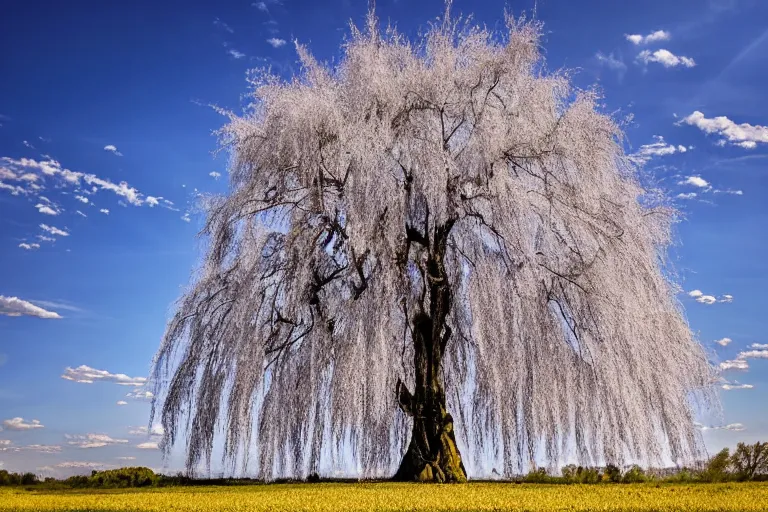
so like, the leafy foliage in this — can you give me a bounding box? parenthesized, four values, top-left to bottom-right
(151, 4, 714, 478)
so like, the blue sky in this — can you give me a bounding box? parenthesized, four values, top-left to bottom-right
(1, 0, 767, 477)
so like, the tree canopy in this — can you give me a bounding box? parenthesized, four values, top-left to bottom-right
(151, 6, 714, 479)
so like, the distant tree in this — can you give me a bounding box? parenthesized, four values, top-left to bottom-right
(702, 447, 731, 482)
(731, 442, 768, 480)
(151, 4, 713, 481)
(622, 465, 646, 483)
(20, 473, 38, 486)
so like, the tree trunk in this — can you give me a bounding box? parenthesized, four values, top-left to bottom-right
(393, 228, 467, 483)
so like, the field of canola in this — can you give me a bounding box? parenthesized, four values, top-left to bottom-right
(2, 482, 768, 512)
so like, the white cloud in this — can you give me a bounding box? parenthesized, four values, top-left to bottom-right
(126, 389, 154, 401)
(40, 224, 69, 237)
(632, 135, 688, 163)
(181, 212, 191, 223)
(254, 1, 269, 11)
(713, 189, 744, 195)
(2, 157, 150, 206)
(75, 195, 89, 203)
(1, 444, 61, 454)
(715, 337, 732, 347)
(137, 442, 159, 450)
(18, 243, 40, 250)
(116, 400, 128, 406)
(720, 359, 748, 371)
(146, 196, 159, 207)
(677, 176, 710, 189)
(0, 182, 28, 196)
(129, 425, 164, 437)
(699, 423, 745, 431)
(595, 52, 627, 71)
(100, 209, 110, 215)
(266, 38, 287, 48)
(103, 145, 123, 157)
(0, 296, 61, 319)
(35, 203, 59, 215)
(680, 111, 768, 149)
(750, 343, 768, 349)
(737, 349, 768, 360)
(637, 49, 696, 68)
(625, 30, 671, 45)
(687, 289, 730, 304)
(66, 434, 129, 449)
(61, 365, 147, 386)
(209, 171, 222, 180)
(22, 140, 35, 149)
(116, 456, 136, 461)
(76, 210, 87, 217)
(228, 48, 246, 59)
(722, 383, 754, 390)
(676, 192, 697, 200)
(2, 417, 44, 430)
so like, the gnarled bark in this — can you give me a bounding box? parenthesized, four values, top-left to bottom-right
(393, 222, 467, 483)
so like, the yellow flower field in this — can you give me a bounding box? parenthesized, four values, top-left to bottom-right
(2, 482, 768, 512)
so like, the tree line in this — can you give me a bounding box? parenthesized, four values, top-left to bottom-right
(0, 442, 764, 488)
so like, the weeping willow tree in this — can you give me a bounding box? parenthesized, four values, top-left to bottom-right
(151, 6, 715, 482)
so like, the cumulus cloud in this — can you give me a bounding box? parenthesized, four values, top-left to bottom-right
(116, 400, 128, 406)
(61, 365, 147, 386)
(228, 48, 245, 59)
(209, 171, 222, 180)
(66, 434, 129, 449)
(137, 442, 159, 450)
(678, 176, 710, 189)
(676, 192, 697, 200)
(181, 212, 191, 223)
(266, 38, 286, 48)
(715, 337, 733, 347)
(103, 145, 123, 157)
(750, 343, 768, 349)
(35, 202, 60, 215)
(0, 296, 61, 319)
(679, 111, 768, 149)
(687, 289, 730, 305)
(18, 243, 40, 250)
(40, 224, 69, 237)
(737, 349, 768, 360)
(75, 195, 89, 203)
(637, 49, 696, 68)
(100, 209, 110, 215)
(718, 349, 768, 372)
(2, 417, 44, 430)
(720, 359, 749, 371)
(625, 30, 671, 45)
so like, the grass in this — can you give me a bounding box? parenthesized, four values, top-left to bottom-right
(2, 482, 768, 512)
